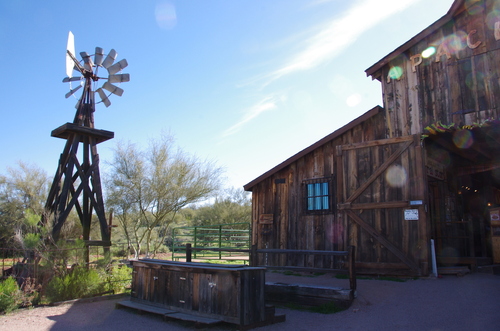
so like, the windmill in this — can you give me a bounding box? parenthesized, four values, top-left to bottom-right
(43, 32, 129, 251)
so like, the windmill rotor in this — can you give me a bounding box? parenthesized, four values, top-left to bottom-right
(63, 31, 130, 108)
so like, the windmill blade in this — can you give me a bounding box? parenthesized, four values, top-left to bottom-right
(107, 59, 128, 75)
(66, 31, 76, 77)
(102, 81, 124, 97)
(62, 76, 83, 83)
(75, 93, 84, 109)
(108, 73, 130, 83)
(94, 47, 104, 66)
(96, 88, 111, 107)
(80, 51, 93, 71)
(102, 49, 117, 69)
(65, 85, 82, 98)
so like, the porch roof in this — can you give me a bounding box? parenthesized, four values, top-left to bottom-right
(424, 120, 500, 172)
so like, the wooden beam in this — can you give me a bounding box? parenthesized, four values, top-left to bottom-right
(51, 122, 114, 144)
(340, 135, 413, 151)
(338, 201, 410, 210)
(345, 140, 413, 203)
(85, 240, 111, 247)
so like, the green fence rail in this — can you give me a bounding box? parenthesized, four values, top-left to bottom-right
(171, 223, 250, 262)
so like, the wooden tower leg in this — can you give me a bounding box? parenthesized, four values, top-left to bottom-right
(43, 125, 113, 250)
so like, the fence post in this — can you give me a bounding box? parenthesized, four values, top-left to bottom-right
(186, 243, 192, 262)
(193, 228, 197, 259)
(250, 244, 257, 267)
(348, 245, 356, 292)
(171, 228, 176, 260)
(218, 225, 222, 259)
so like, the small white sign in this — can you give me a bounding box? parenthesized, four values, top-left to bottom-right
(404, 209, 419, 221)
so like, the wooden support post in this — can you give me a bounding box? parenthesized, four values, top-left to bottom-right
(348, 245, 356, 292)
(186, 243, 192, 262)
(250, 244, 257, 267)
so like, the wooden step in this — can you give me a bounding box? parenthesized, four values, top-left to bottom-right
(116, 300, 176, 315)
(164, 312, 222, 326)
(437, 266, 470, 276)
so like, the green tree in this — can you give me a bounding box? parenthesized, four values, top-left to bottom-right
(185, 188, 251, 228)
(106, 134, 223, 258)
(0, 162, 49, 248)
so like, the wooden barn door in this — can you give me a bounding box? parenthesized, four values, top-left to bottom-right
(336, 135, 428, 276)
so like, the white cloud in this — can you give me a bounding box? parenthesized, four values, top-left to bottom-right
(227, 0, 420, 136)
(222, 95, 278, 137)
(264, 0, 420, 84)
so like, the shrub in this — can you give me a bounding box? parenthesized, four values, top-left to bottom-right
(101, 264, 132, 294)
(19, 277, 41, 307)
(0, 277, 21, 314)
(45, 267, 106, 302)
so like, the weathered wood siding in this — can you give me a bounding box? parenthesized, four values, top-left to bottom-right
(336, 136, 428, 275)
(131, 260, 266, 326)
(251, 111, 387, 269)
(376, 0, 500, 136)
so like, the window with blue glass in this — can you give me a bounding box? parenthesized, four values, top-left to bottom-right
(305, 179, 332, 212)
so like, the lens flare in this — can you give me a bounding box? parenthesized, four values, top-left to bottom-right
(442, 32, 467, 53)
(427, 145, 452, 167)
(388, 66, 403, 80)
(465, 71, 484, 90)
(326, 223, 344, 245)
(155, 1, 177, 30)
(422, 47, 436, 58)
(385, 164, 407, 188)
(485, 10, 500, 30)
(453, 130, 474, 149)
(346, 93, 362, 107)
(465, 0, 484, 15)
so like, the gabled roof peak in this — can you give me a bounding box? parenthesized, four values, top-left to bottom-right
(365, 0, 466, 79)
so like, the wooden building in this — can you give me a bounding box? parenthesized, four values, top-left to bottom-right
(244, 0, 500, 276)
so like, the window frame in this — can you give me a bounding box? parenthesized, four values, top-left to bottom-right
(303, 177, 335, 214)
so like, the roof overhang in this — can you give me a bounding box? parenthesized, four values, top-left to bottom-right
(244, 105, 384, 191)
(423, 119, 500, 173)
(365, 0, 465, 80)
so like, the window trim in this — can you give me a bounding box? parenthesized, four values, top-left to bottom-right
(303, 177, 335, 214)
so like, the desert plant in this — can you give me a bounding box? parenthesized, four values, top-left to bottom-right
(19, 277, 41, 307)
(0, 277, 22, 314)
(45, 267, 105, 302)
(101, 263, 132, 294)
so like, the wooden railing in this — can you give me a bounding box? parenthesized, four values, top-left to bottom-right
(184, 244, 356, 291)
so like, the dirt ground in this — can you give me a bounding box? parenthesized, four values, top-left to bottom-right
(1, 272, 499, 331)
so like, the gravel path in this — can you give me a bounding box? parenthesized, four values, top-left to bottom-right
(1, 272, 499, 330)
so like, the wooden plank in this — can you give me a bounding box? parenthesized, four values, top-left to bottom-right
(256, 249, 348, 256)
(262, 266, 346, 273)
(51, 122, 114, 144)
(345, 210, 419, 271)
(340, 133, 413, 151)
(116, 299, 176, 315)
(355, 262, 410, 269)
(345, 140, 413, 203)
(265, 283, 353, 306)
(338, 201, 410, 210)
(165, 312, 222, 325)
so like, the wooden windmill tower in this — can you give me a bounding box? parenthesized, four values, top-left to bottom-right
(43, 32, 129, 248)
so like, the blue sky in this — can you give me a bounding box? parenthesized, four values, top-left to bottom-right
(0, 0, 454, 190)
